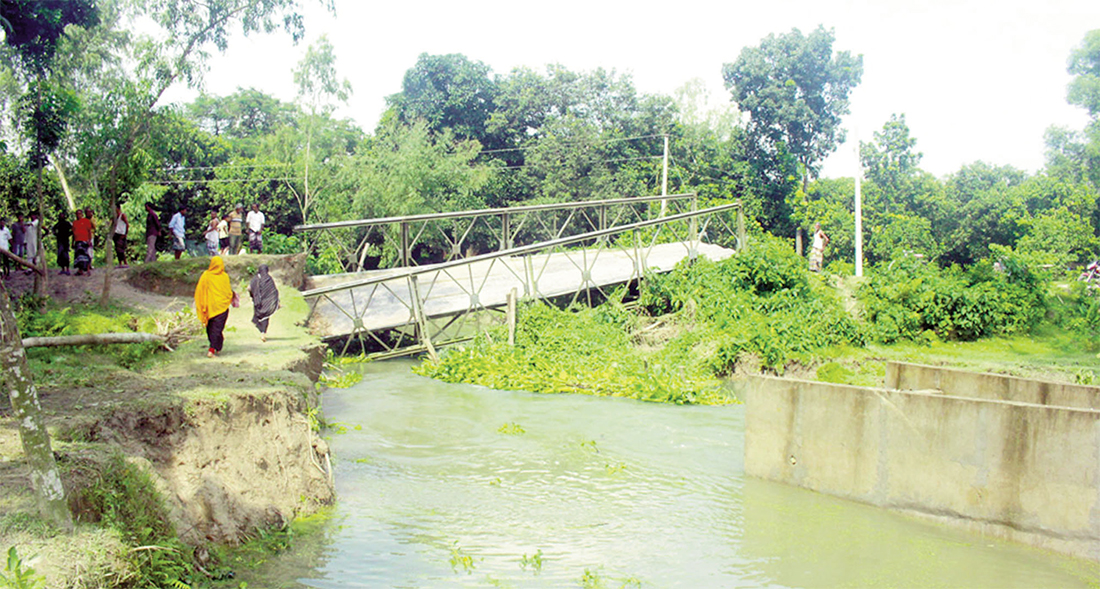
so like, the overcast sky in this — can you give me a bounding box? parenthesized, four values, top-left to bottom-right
(166, 0, 1099, 179)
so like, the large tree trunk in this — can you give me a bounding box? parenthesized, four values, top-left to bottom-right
(0, 285, 73, 532)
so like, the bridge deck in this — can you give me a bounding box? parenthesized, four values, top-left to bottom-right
(307, 241, 734, 339)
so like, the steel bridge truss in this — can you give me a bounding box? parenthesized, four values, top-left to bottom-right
(295, 193, 728, 273)
(298, 197, 745, 358)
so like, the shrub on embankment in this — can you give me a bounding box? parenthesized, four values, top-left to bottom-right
(637, 235, 863, 372)
(857, 253, 1049, 344)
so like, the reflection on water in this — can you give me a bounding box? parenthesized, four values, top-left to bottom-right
(239, 359, 1100, 588)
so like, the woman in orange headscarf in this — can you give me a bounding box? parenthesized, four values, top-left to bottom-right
(195, 256, 235, 357)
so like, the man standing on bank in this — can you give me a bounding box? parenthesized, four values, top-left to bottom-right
(144, 202, 163, 263)
(53, 211, 72, 275)
(228, 203, 244, 255)
(112, 205, 130, 267)
(809, 222, 829, 273)
(246, 203, 265, 254)
(169, 206, 187, 260)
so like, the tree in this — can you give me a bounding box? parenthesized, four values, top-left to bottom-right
(1067, 29, 1100, 118)
(291, 34, 351, 227)
(860, 114, 922, 198)
(64, 0, 321, 304)
(0, 0, 99, 296)
(0, 285, 73, 531)
(389, 53, 497, 144)
(722, 26, 863, 230)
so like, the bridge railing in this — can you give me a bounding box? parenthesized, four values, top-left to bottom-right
(302, 200, 745, 358)
(294, 193, 712, 273)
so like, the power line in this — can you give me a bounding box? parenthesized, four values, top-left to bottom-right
(150, 177, 302, 185)
(155, 163, 293, 172)
(494, 154, 662, 171)
(478, 133, 667, 156)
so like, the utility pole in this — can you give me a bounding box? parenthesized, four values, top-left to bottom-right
(660, 135, 669, 216)
(854, 126, 863, 277)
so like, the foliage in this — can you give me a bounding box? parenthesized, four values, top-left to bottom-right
(14, 296, 169, 368)
(722, 24, 863, 229)
(1067, 29, 1100, 119)
(79, 455, 195, 589)
(858, 253, 1046, 343)
(390, 53, 497, 143)
(639, 238, 863, 372)
(416, 301, 728, 405)
(518, 549, 543, 574)
(0, 547, 44, 589)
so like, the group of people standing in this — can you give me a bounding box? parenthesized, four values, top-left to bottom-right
(0, 200, 277, 361)
(0, 213, 41, 277)
(153, 202, 266, 261)
(200, 203, 265, 258)
(0, 208, 111, 277)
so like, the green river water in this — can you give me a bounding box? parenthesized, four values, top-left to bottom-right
(242, 359, 1100, 588)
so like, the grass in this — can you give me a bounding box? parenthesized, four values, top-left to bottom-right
(804, 328, 1100, 387)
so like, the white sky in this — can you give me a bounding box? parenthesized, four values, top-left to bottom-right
(165, 0, 1099, 179)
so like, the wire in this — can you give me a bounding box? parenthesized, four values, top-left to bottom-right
(150, 177, 302, 184)
(477, 133, 667, 156)
(155, 163, 293, 172)
(492, 154, 662, 171)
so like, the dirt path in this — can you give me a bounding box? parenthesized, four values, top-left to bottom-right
(0, 255, 330, 587)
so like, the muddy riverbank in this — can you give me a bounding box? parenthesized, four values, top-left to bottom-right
(0, 255, 333, 587)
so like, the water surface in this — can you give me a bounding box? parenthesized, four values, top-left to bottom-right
(254, 360, 1100, 588)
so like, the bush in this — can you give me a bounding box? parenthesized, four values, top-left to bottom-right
(415, 301, 727, 404)
(638, 236, 862, 371)
(858, 254, 1046, 343)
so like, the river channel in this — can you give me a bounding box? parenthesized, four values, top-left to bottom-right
(243, 359, 1100, 588)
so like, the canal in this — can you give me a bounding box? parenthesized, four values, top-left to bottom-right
(241, 359, 1100, 587)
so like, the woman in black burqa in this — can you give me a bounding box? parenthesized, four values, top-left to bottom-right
(248, 264, 280, 342)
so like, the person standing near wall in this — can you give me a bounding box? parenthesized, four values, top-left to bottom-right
(217, 213, 230, 256)
(809, 222, 829, 273)
(112, 205, 130, 267)
(144, 202, 163, 263)
(246, 203, 265, 254)
(228, 204, 244, 255)
(84, 208, 96, 269)
(169, 207, 188, 260)
(53, 211, 72, 275)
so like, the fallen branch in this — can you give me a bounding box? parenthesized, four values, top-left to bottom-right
(22, 332, 167, 348)
(0, 248, 44, 276)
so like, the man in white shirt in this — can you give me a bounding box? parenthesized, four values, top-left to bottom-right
(25, 213, 41, 271)
(168, 206, 188, 260)
(245, 203, 265, 254)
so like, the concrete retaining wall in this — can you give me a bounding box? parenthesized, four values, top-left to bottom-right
(744, 375, 1100, 561)
(886, 361, 1100, 410)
